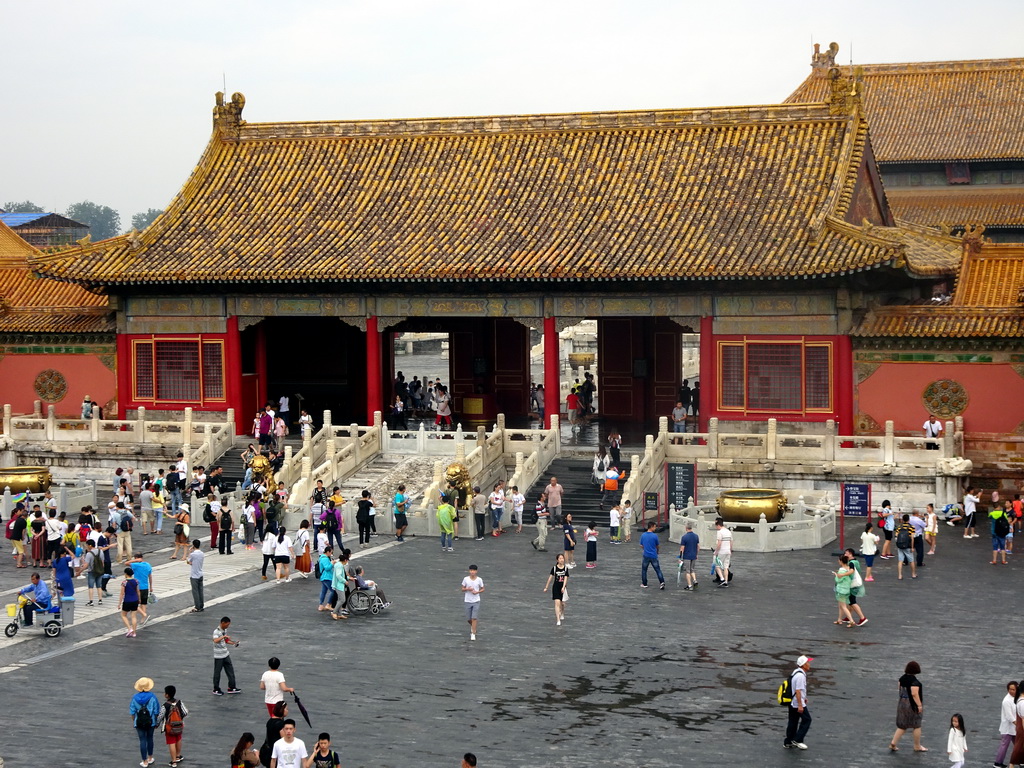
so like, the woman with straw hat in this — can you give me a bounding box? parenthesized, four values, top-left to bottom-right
(130, 677, 161, 766)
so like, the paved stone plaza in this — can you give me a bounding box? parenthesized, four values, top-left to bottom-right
(0, 518, 1014, 767)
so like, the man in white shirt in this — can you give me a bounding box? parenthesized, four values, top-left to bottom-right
(784, 655, 812, 749)
(269, 720, 307, 768)
(714, 517, 733, 587)
(963, 487, 981, 539)
(461, 564, 485, 641)
(996, 680, 1017, 767)
(509, 486, 526, 534)
(922, 415, 943, 450)
(278, 395, 290, 431)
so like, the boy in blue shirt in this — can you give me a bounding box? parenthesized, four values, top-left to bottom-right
(678, 522, 700, 591)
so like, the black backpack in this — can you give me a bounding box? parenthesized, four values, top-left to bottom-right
(220, 510, 231, 528)
(202, 504, 214, 523)
(325, 510, 339, 531)
(995, 514, 1011, 537)
(135, 698, 153, 729)
(895, 526, 911, 549)
(119, 515, 133, 533)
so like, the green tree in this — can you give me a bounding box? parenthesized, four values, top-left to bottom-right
(131, 208, 164, 231)
(3, 200, 45, 213)
(65, 200, 121, 241)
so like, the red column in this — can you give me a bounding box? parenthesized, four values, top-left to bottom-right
(698, 316, 714, 431)
(836, 334, 854, 435)
(254, 323, 268, 409)
(543, 316, 559, 429)
(366, 316, 382, 425)
(224, 317, 244, 434)
(115, 334, 132, 419)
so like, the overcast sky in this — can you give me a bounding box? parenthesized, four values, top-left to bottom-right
(3, 0, 1021, 228)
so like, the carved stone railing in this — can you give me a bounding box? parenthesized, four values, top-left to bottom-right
(668, 495, 837, 552)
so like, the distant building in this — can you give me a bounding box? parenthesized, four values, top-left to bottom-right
(787, 47, 1024, 242)
(0, 212, 90, 249)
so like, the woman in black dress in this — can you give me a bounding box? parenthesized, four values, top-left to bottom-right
(889, 660, 927, 752)
(542, 553, 570, 626)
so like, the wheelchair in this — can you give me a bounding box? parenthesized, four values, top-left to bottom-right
(346, 588, 390, 616)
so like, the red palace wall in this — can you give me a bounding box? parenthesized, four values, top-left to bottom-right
(857, 362, 1024, 434)
(0, 353, 116, 416)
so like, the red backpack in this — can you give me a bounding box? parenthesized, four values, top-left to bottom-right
(166, 701, 185, 736)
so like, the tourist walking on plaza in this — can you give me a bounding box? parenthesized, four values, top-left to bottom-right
(991, 503, 1012, 565)
(394, 484, 410, 542)
(259, 702, 288, 768)
(925, 503, 938, 555)
(242, 497, 257, 550)
(307, 733, 341, 767)
(261, 528, 276, 581)
(187, 539, 205, 612)
(270, 720, 307, 768)
(510, 485, 525, 534)
(212, 616, 241, 695)
(230, 733, 260, 768)
(129, 677, 161, 767)
(584, 521, 599, 568)
(678, 522, 699, 590)
(889, 660, 927, 752)
(713, 517, 732, 587)
(543, 553, 570, 626)
(532, 493, 549, 551)
(994, 680, 1016, 768)
(260, 657, 295, 716)
(879, 499, 895, 559)
(218, 502, 235, 555)
(562, 512, 577, 568)
(330, 549, 354, 620)
(911, 508, 927, 567)
(831, 555, 855, 627)
(621, 500, 634, 542)
(640, 520, 665, 589)
(489, 481, 505, 536)
(438, 494, 456, 552)
(963, 487, 981, 538)
(157, 684, 188, 766)
(946, 713, 967, 768)
(471, 486, 487, 540)
(895, 514, 917, 580)
(294, 520, 312, 578)
(317, 546, 335, 611)
(79, 540, 104, 604)
(842, 548, 868, 626)
(1008, 680, 1024, 767)
(120, 566, 141, 637)
(129, 553, 155, 626)
(860, 522, 879, 581)
(461, 564, 484, 640)
(783, 655, 812, 749)
(545, 477, 564, 525)
(356, 490, 374, 548)
(273, 528, 294, 582)
(169, 503, 191, 560)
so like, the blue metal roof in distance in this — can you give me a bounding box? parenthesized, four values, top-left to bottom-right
(0, 212, 51, 226)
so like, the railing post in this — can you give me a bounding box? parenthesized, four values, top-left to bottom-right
(2, 486, 11, 519)
(323, 410, 332, 431)
(204, 425, 213, 459)
(515, 451, 524, 477)
(766, 418, 777, 461)
(883, 420, 895, 465)
(496, 412, 506, 433)
(33, 400, 42, 418)
(476, 426, 486, 448)
(3, 403, 11, 436)
(757, 513, 769, 551)
(417, 422, 426, 453)
(455, 439, 466, 464)
(45, 405, 56, 442)
(658, 416, 668, 435)
(225, 407, 235, 437)
(58, 482, 68, 515)
(349, 423, 359, 464)
(301, 456, 312, 481)
(90, 404, 100, 441)
(90, 479, 97, 508)
(136, 406, 146, 443)
(373, 411, 382, 429)
(825, 419, 836, 462)
(183, 408, 193, 451)
(709, 417, 719, 458)
(943, 420, 954, 458)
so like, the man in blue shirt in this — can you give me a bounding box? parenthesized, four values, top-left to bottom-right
(17, 572, 52, 625)
(678, 522, 700, 591)
(639, 521, 666, 590)
(129, 553, 155, 626)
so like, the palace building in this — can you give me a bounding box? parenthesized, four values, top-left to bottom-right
(14, 50, 1024, 474)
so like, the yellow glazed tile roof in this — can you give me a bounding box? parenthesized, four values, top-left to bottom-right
(952, 244, 1024, 306)
(887, 187, 1024, 230)
(0, 221, 112, 334)
(786, 57, 1024, 163)
(32, 99, 960, 286)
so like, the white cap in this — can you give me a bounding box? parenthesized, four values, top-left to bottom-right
(797, 655, 813, 667)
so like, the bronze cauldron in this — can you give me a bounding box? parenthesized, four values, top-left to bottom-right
(0, 466, 52, 494)
(717, 488, 787, 524)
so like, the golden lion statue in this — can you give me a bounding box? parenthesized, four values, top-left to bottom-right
(444, 462, 472, 510)
(248, 453, 278, 496)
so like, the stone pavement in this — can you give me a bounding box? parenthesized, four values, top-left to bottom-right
(0, 518, 1015, 767)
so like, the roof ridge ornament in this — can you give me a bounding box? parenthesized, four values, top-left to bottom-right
(213, 91, 246, 132)
(961, 223, 988, 255)
(827, 67, 861, 115)
(812, 42, 840, 71)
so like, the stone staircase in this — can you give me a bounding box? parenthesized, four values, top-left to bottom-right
(523, 457, 628, 526)
(212, 436, 304, 489)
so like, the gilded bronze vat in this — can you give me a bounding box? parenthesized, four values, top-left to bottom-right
(0, 466, 52, 494)
(717, 488, 787, 524)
